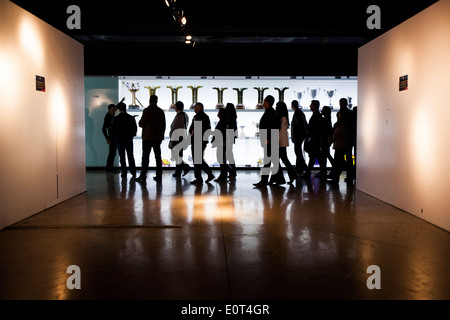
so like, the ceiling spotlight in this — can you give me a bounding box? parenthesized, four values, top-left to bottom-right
(180, 16, 187, 26)
(165, 0, 176, 8)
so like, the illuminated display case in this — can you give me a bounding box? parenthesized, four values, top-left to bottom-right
(118, 76, 357, 168)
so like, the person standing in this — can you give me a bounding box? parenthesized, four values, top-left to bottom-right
(290, 100, 308, 174)
(269, 101, 297, 185)
(102, 103, 118, 172)
(136, 95, 166, 183)
(253, 95, 281, 187)
(302, 100, 327, 179)
(321, 106, 335, 168)
(169, 101, 191, 178)
(188, 102, 215, 185)
(112, 102, 137, 178)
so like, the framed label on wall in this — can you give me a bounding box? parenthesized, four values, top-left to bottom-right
(36, 75, 45, 92)
(399, 75, 408, 91)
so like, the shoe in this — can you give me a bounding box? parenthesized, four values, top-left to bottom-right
(206, 174, 215, 183)
(153, 176, 162, 182)
(135, 176, 146, 182)
(190, 179, 203, 185)
(172, 173, 181, 178)
(228, 175, 236, 181)
(253, 181, 268, 187)
(182, 165, 191, 177)
(214, 176, 226, 182)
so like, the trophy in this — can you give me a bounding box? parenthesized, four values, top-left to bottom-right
(167, 86, 182, 109)
(123, 82, 143, 109)
(188, 85, 202, 109)
(233, 88, 247, 109)
(348, 96, 353, 109)
(275, 87, 289, 103)
(239, 125, 245, 137)
(324, 89, 337, 108)
(213, 87, 228, 109)
(294, 90, 305, 109)
(253, 122, 260, 137)
(254, 87, 269, 109)
(307, 87, 321, 100)
(144, 86, 160, 97)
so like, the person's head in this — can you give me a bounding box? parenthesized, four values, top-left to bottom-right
(116, 102, 126, 112)
(194, 102, 204, 113)
(225, 103, 237, 119)
(291, 100, 299, 110)
(310, 100, 320, 112)
(263, 95, 275, 109)
(218, 107, 228, 119)
(339, 98, 348, 109)
(108, 104, 116, 115)
(149, 94, 158, 106)
(175, 101, 184, 112)
(321, 106, 331, 117)
(276, 101, 289, 118)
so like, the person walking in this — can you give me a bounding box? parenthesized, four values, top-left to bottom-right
(225, 102, 238, 179)
(136, 95, 166, 183)
(269, 101, 297, 185)
(188, 102, 215, 185)
(253, 95, 281, 187)
(169, 101, 191, 178)
(212, 108, 236, 182)
(290, 100, 308, 175)
(302, 100, 327, 179)
(112, 101, 137, 178)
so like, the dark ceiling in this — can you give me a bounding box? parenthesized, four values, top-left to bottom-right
(11, 0, 438, 76)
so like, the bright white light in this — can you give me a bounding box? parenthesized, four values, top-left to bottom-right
(180, 16, 187, 26)
(19, 17, 44, 67)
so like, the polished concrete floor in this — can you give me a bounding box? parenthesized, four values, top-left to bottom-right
(1, 169, 449, 301)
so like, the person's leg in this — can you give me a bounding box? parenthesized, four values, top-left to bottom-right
(106, 139, 117, 172)
(137, 140, 150, 181)
(153, 140, 162, 179)
(116, 140, 127, 177)
(125, 139, 136, 177)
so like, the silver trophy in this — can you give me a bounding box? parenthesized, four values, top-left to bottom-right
(324, 89, 337, 108)
(307, 87, 321, 100)
(294, 90, 305, 108)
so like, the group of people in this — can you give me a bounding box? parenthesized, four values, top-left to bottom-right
(102, 94, 356, 187)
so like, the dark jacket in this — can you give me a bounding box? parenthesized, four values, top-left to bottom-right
(112, 112, 137, 143)
(102, 112, 114, 140)
(189, 110, 211, 146)
(139, 104, 166, 141)
(291, 109, 308, 144)
(259, 106, 281, 147)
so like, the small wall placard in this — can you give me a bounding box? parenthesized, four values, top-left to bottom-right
(36, 75, 45, 92)
(399, 75, 408, 91)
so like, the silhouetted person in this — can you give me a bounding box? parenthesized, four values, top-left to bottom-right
(136, 95, 166, 183)
(226, 102, 238, 179)
(338, 98, 355, 182)
(290, 100, 308, 174)
(253, 95, 281, 187)
(302, 100, 327, 179)
(170, 101, 190, 177)
(112, 102, 137, 178)
(269, 101, 296, 185)
(189, 102, 215, 185)
(327, 111, 352, 183)
(212, 108, 236, 182)
(321, 105, 335, 167)
(102, 103, 118, 172)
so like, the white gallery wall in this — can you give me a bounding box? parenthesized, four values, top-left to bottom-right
(0, 0, 86, 229)
(357, 0, 450, 232)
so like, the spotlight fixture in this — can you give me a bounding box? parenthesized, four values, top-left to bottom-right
(165, 0, 176, 7)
